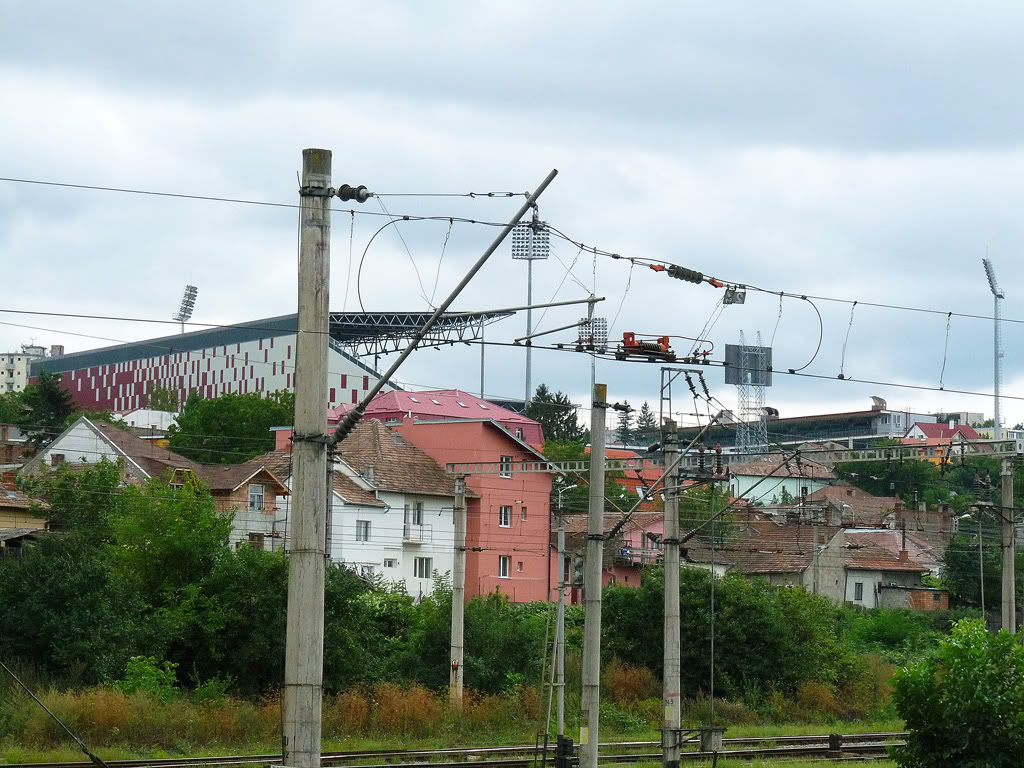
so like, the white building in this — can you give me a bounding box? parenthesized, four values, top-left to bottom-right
(727, 458, 834, 505)
(3, 344, 62, 393)
(262, 419, 462, 599)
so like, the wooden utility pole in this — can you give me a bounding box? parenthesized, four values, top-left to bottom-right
(283, 148, 332, 768)
(1001, 459, 1016, 633)
(450, 476, 467, 707)
(580, 383, 608, 768)
(661, 420, 681, 768)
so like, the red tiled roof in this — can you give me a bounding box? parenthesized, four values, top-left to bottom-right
(336, 419, 464, 497)
(328, 389, 539, 426)
(91, 421, 200, 478)
(908, 422, 981, 440)
(254, 449, 385, 507)
(806, 484, 895, 526)
(843, 531, 930, 572)
(195, 462, 289, 494)
(729, 459, 835, 480)
(726, 521, 839, 574)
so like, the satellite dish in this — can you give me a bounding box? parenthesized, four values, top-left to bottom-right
(870, 396, 887, 410)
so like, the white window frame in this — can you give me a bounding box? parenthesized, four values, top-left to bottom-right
(854, 581, 864, 601)
(383, 558, 398, 568)
(500, 455, 513, 478)
(498, 555, 510, 578)
(356, 520, 371, 542)
(499, 505, 512, 527)
(414, 501, 424, 525)
(521, 506, 528, 522)
(515, 427, 523, 440)
(517, 561, 523, 573)
(414, 556, 433, 579)
(248, 483, 265, 511)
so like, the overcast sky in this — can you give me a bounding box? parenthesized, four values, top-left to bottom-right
(2, 2, 1023, 431)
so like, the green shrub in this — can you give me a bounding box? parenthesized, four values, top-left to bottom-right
(893, 619, 1024, 767)
(116, 657, 178, 700)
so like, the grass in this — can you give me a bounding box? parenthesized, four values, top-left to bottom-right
(631, 762, 897, 768)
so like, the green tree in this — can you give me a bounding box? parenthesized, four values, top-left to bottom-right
(615, 400, 635, 444)
(942, 531, 1024, 610)
(148, 386, 179, 412)
(543, 439, 632, 516)
(602, 567, 840, 697)
(678, 483, 734, 546)
(19, 458, 124, 539)
(634, 400, 658, 442)
(1014, 422, 1024, 431)
(168, 391, 294, 463)
(525, 384, 583, 442)
(892, 619, 1024, 767)
(0, 390, 25, 424)
(0, 534, 153, 683)
(17, 370, 73, 446)
(110, 475, 233, 602)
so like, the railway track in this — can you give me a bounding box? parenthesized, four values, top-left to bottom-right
(5, 732, 907, 768)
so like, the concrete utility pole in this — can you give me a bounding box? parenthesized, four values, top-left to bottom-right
(451, 476, 467, 707)
(283, 148, 332, 768)
(580, 384, 608, 768)
(555, 522, 567, 736)
(661, 420, 681, 768)
(1001, 459, 1016, 633)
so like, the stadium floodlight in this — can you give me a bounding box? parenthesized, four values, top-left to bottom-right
(982, 258, 1004, 440)
(511, 214, 550, 404)
(172, 284, 199, 333)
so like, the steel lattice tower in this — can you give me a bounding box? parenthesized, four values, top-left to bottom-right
(735, 331, 769, 457)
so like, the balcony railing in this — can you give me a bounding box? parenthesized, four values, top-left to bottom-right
(403, 522, 431, 544)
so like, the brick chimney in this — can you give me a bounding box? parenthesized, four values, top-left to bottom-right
(1, 469, 16, 491)
(899, 549, 909, 562)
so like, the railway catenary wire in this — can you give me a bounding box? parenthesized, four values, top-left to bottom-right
(1, 732, 908, 768)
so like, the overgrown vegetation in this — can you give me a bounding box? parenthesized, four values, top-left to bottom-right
(893, 619, 1024, 767)
(0, 462, 982, 753)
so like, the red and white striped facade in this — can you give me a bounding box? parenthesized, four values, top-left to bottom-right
(32, 315, 385, 412)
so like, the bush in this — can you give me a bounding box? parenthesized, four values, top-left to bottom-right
(117, 657, 178, 700)
(893, 619, 1024, 767)
(603, 659, 660, 703)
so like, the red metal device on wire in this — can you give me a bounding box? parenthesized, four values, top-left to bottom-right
(614, 332, 714, 364)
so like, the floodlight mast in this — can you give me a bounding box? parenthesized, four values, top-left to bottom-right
(172, 285, 199, 334)
(982, 258, 1004, 440)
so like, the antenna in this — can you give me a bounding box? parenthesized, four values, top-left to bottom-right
(172, 284, 199, 334)
(981, 258, 1004, 440)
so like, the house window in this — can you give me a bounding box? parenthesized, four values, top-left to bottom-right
(854, 582, 864, 601)
(360, 564, 375, 578)
(521, 506, 528, 522)
(383, 558, 398, 568)
(515, 427, 523, 440)
(248, 532, 265, 550)
(356, 520, 371, 542)
(478, 402, 489, 410)
(500, 455, 513, 478)
(456, 401, 468, 408)
(499, 505, 512, 527)
(169, 483, 184, 490)
(431, 398, 441, 405)
(517, 561, 523, 573)
(406, 501, 424, 525)
(408, 395, 420, 403)
(414, 557, 432, 578)
(498, 555, 510, 578)
(50, 453, 65, 466)
(248, 484, 265, 511)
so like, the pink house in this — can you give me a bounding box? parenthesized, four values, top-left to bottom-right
(559, 511, 665, 602)
(327, 389, 544, 448)
(394, 417, 556, 603)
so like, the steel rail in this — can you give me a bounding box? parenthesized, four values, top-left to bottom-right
(4, 733, 907, 768)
